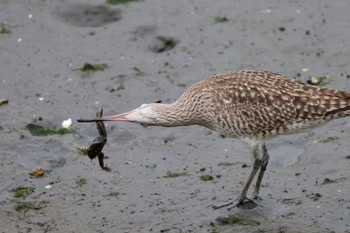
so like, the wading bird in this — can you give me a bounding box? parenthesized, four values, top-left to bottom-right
(78, 70, 350, 209)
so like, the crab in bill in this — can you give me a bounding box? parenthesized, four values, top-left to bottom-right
(76, 108, 111, 171)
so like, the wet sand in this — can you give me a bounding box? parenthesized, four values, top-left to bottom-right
(0, 0, 349, 232)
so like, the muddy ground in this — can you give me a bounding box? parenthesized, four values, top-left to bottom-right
(1, 0, 350, 232)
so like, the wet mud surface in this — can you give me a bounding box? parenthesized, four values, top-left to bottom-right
(1, 0, 350, 232)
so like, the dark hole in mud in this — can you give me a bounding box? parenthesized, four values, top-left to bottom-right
(53, 3, 122, 27)
(148, 36, 179, 53)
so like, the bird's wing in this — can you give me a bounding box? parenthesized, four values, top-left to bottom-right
(210, 78, 329, 136)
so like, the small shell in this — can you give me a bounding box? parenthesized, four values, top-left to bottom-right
(29, 167, 45, 177)
(62, 118, 72, 128)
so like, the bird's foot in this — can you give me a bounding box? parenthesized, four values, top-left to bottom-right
(211, 199, 239, 210)
(102, 164, 111, 172)
(212, 196, 257, 210)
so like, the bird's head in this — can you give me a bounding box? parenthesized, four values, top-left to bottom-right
(78, 103, 161, 126)
(117, 103, 160, 126)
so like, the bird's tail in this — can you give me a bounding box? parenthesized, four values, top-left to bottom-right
(325, 105, 350, 117)
(318, 88, 350, 118)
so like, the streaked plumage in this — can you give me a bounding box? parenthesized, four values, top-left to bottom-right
(156, 70, 350, 137)
(78, 70, 350, 209)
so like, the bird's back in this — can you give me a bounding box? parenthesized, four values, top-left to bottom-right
(178, 70, 350, 139)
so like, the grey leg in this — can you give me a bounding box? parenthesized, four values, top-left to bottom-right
(213, 143, 262, 209)
(251, 142, 269, 199)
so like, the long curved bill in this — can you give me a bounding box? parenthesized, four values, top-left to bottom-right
(77, 111, 133, 123)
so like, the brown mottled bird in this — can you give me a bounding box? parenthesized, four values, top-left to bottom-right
(78, 70, 350, 209)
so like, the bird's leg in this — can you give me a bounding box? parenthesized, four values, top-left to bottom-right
(250, 142, 269, 200)
(213, 144, 262, 209)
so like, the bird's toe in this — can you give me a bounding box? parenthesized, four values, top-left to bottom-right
(212, 199, 237, 209)
(212, 196, 257, 210)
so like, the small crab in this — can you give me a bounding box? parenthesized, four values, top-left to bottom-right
(76, 108, 110, 171)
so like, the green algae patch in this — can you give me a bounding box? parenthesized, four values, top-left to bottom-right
(26, 123, 73, 136)
(133, 66, 146, 76)
(214, 16, 229, 23)
(76, 178, 87, 187)
(307, 76, 328, 86)
(216, 214, 260, 226)
(322, 177, 347, 185)
(47, 158, 66, 168)
(209, 222, 218, 233)
(15, 201, 46, 212)
(318, 136, 339, 143)
(12, 185, 35, 198)
(200, 175, 214, 181)
(0, 23, 11, 34)
(72, 63, 108, 72)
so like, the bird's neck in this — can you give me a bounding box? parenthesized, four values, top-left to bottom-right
(152, 102, 204, 127)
